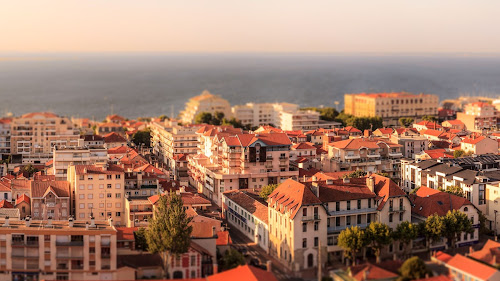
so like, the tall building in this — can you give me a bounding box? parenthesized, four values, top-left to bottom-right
(67, 164, 125, 225)
(52, 145, 108, 180)
(10, 112, 80, 164)
(231, 102, 298, 128)
(344, 92, 439, 126)
(456, 102, 499, 132)
(0, 118, 11, 158)
(179, 90, 232, 124)
(0, 218, 118, 281)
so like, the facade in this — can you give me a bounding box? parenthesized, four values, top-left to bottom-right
(10, 112, 80, 164)
(460, 136, 498, 155)
(279, 110, 320, 131)
(0, 218, 119, 281)
(232, 102, 298, 128)
(322, 137, 403, 180)
(188, 132, 299, 205)
(390, 131, 428, 159)
(52, 145, 108, 180)
(267, 175, 411, 272)
(222, 190, 269, 252)
(30, 180, 71, 220)
(179, 90, 232, 124)
(344, 92, 439, 126)
(0, 118, 11, 158)
(457, 102, 499, 132)
(67, 164, 125, 225)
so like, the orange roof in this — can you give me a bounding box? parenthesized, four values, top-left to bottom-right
(468, 239, 500, 266)
(446, 254, 498, 280)
(415, 121, 442, 128)
(443, 119, 464, 126)
(350, 263, 398, 281)
(351, 92, 428, 99)
(462, 136, 487, 145)
(329, 138, 401, 150)
(0, 200, 13, 208)
(223, 133, 291, 147)
(410, 186, 473, 217)
(74, 164, 124, 176)
(133, 163, 165, 175)
(423, 149, 453, 159)
(415, 276, 452, 281)
(216, 230, 232, 246)
(15, 194, 30, 205)
(372, 174, 406, 210)
(434, 251, 453, 263)
(420, 129, 445, 138)
(116, 227, 138, 241)
(103, 132, 127, 143)
(292, 142, 316, 150)
(268, 179, 322, 219)
(223, 190, 268, 224)
(21, 112, 58, 118)
(207, 265, 278, 281)
(311, 171, 353, 181)
(469, 101, 493, 108)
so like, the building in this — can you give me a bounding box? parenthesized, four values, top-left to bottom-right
(410, 186, 479, 249)
(457, 102, 498, 132)
(179, 90, 232, 124)
(322, 137, 403, 180)
(222, 190, 269, 252)
(97, 122, 124, 135)
(67, 164, 125, 225)
(52, 145, 108, 180)
(344, 92, 439, 126)
(460, 136, 498, 155)
(30, 180, 71, 220)
(232, 102, 298, 128)
(437, 252, 500, 281)
(442, 120, 465, 131)
(390, 129, 428, 159)
(188, 132, 299, 205)
(0, 218, 120, 281)
(10, 112, 80, 164)
(266, 175, 411, 271)
(102, 132, 127, 149)
(0, 118, 11, 158)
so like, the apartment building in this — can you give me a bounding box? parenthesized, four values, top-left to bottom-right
(390, 132, 428, 159)
(266, 175, 411, 271)
(0, 118, 11, 158)
(10, 112, 80, 164)
(188, 132, 299, 205)
(52, 145, 108, 180)
(179, 90, 232, 124)
(232, 103, 290, 128)
(222, 190, 269, 252)
(67, 164, 125, 225)
(460, 136, 498, 155)
(322, 137, 403, 180)
(457, 102, 498, 132)
(344, 92, 439, 126)
(30, 180, 71, 220)
(0, 218, 119, 281)
(279, 110, 320, 131)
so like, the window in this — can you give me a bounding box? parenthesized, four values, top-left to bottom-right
(116, 203, 121, 208)
(346, 216, 351, 226)
(107, 184, 112, 189)
(336, 202, 340, 211)
(88, 184, 93, 190)
(357, 215, 361, 224)
(99, 184, 104, 189)
(327, 236, 334, 246)
(79, 194, 85, 199)
(100, 193, 104, 198)
(115, 193, 121, 198)
(368, 199, 372, 208)
(107, 193, 112, 198)
(88, 194, 93, 199)
(303, 208, 307, 217)
(115, 174, 121, 179)
(116, 212, 121, 217)
(99, 203, 104, 208)
(99, 175, 104, 180)
(79, 203, 84, 209)
(357, 200, 361, 209)
(347, 201, 351, 210)
(389, 214, 393, 223)
(88, 203, 93, 208)
(314, 221, 319, 231)
(115, 184, 121, 189)
(87, 175, 93, 180)
(107, 203, 112, 208)
(79, 213, 85, 218)
(302, 238, 307, 248)
(79, 175, 85, 180)
(399, 212, 403, 221)
(107, 175, 112, 180)
(191, 255, 196, 266)
(314, 237, 318, 247)
(336, 217, 340, 226)
(79, 185, 84, 190)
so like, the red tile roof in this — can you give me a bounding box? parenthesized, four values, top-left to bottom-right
(434, 251, 453, 263)
(31, 180, 70, 198)
(116, 227, 138, 241)
(409, 186, 473, 217)
(329, 138, 401, 150)
(21, 112, 58, 118)
(223, 190, 268, 224)
(216, 230, 232, 246)
(0, 200, 13, 208)
(350, 263, 399, 281)
(133, 163, 165, 175)
(292, 142, 316, 150)
(446, 254, 498, 280)
(15, 194, 30, 205)
(468, 239, 500, 266)
(74, 164, 124, 175)
(423, 149, 453, 159)
(371, 174, 406, 210)
(268, 179, 322, 219)
(443, 119, 464, 126)
(462, 136, 487, 145)
(103, 132, 127, 143)
(207, 265, 278, 281)
(415, 276, 452, 281)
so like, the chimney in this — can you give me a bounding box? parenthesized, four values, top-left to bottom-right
(366, 177, 375, 193)
(83, 168, 87, 174)
(343, 177, 350, 184)
(212, 226, 216, 237)
(180, 186, 186, 193)
(266, 260, 272, 272)
(312, 175, 317, 182)
(85, 221, 89, 230)
(25, 216, 31, 227)
(90, 215, 95, 228)
(3, 216, 9, 227)
(68, 217, 74, 227)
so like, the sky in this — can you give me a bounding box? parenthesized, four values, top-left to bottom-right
(1, 0, 499, 54)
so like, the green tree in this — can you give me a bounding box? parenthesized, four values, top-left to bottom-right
(220, 248, 245, 271)
(158, 115, 169, 121)
(132, 128, 152, 148)
(442, 210, 473, 248)
(259, 184, 278, 200)
(375, 172, 389, 177)
(421, 214, 444, 253)
(213, 112, 225, 125)
(365, 222, 392, 263)
(342, 170, 366, 179)
(398, 117, 414, 128)
(194, 112, 213, 124)
(444, 185, 464, 197)
(393, 221, 418, 258)
(422, 115, 437, 122)
(397, 256, 432, 281)
(22, 164, 39, 177)
(134, 227, 148, 251)
(145, 193, 193, 278)
(454, 149, 465, 158)
(338, 226, 366, 265)
(302, 107, 340, 121)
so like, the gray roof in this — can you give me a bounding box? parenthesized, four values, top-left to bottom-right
(445, 169, 478, 185)
(440, 154, 500, 166)
(415, 160, 440, 170)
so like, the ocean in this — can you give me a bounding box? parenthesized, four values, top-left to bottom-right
(1, 53, 500, 120)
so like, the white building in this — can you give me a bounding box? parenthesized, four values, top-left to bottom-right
(179, 90, 232, 124)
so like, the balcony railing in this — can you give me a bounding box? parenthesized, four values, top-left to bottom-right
(328, 207, 377, 216)
(301, 215, 320, 221)
(328, 223, 369, 233)
(56, 241, 84, 246)
(389, 206, 406, 212)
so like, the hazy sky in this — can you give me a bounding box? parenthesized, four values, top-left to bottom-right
(1, 0, 499, 53)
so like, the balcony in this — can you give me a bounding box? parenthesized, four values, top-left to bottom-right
(56, 241, 84, 246)
(345, 154, 360, 160)
(301, 215, 320, 221)
(366, 154, 381, 158)
(388, 152, 403, 158)
(328, 223, 369, 233)
(389, 206, 406, 213)
(328, 207, 377, 216)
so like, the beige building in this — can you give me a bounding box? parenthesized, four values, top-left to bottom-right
(344, 92, 439, 126)
(10, 112, 80, 164)
(67, 164, 125, 225)
(0, 218, 120, 281)
(0, 118, 11, 157)
(231, 102, 299, 128)
(457, 102, 498, 132)
(52, 145, 108, 180)
(31, 180, 71, 220)
(179, 90, 232, 124)
(279, 110, 321, 131)
(188, 132, 299, 205)
(461, 136, 499, 155)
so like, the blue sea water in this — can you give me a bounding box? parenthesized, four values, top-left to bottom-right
(0, 53, 499, 120)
